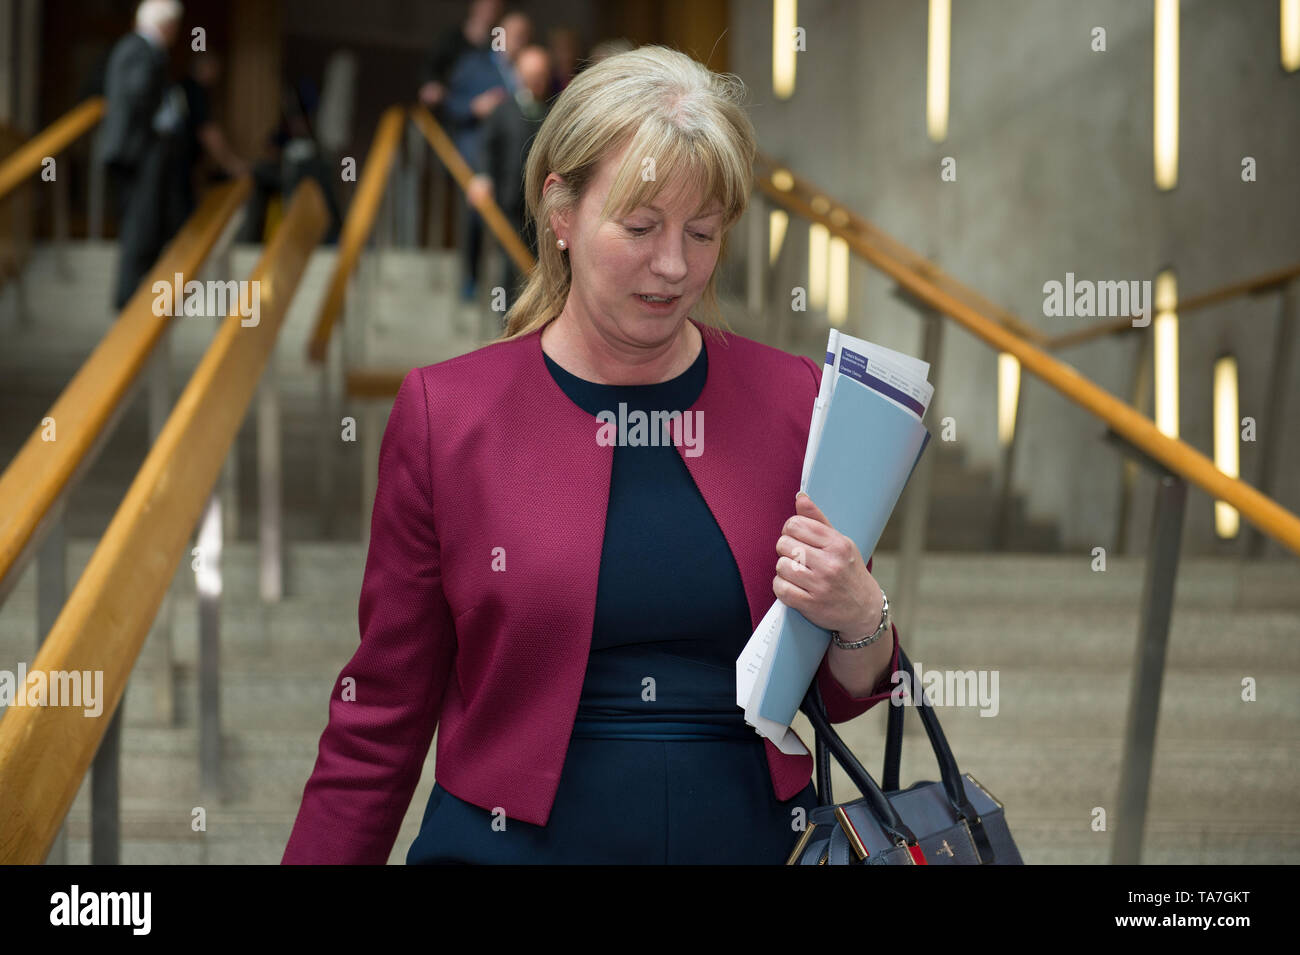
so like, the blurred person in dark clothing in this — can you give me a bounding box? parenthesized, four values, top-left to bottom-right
(466, 45, 552, 317)
(418, 0, 505, 110)
(547, 26, 580, 93)
(491, 11, 534, 94)
(171, 52, 248, 223)
(419, 0, 508, 301)
(240, 79, 343, 245)
(97, 0, 184, 311)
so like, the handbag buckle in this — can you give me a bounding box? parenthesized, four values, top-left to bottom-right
(785, 822, 819, 865)
(832, 806, 870, 862)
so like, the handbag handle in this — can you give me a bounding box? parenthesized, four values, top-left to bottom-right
(801, 679, 919, 849)
(804, 644, 998, 862)
(883, 675, 904, 792)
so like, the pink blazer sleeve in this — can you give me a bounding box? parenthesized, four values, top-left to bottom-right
(799, 354, 904, 724)
(282, 369, 455, 864)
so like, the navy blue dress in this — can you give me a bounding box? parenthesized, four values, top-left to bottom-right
(406, 339, 818, 864)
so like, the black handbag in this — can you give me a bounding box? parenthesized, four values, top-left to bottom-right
(786, 645, 1024, 865)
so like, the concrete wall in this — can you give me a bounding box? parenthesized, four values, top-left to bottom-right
(728, 0, 1300, 557)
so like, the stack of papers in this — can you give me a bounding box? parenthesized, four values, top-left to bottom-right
(736, 329, 934, 754)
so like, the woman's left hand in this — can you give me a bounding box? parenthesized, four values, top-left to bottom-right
(773, 492, 884, 637)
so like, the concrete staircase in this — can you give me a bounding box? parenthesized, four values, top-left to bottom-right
(1, 241, 1295, 864)
(3, 539, 1295, 864)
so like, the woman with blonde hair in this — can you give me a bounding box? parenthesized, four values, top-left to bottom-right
(283, 44, 901, 865)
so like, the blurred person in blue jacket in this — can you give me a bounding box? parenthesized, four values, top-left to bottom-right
(467, 44, 552, 319)
(419, 0, 509, 302)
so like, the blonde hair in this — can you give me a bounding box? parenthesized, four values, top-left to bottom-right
(494, 44, 756, 343)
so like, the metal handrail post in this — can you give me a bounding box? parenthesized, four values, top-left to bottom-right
(86, 324, 175, 865)
(896, 307, 943, 628)
(360, 399, 383, 545)
(1247, 278, 1295, 557)
(196, 487, 223, 803)
(148, 326, 176, 726)
(1111, 470, 1187, 864)
(89, 689, 122, 864)
(213, 217, 243, 545)
(317, 338, 336, 539)
(1115, 332, 1153, 554)
(258, 345, 283, 602)
(354, 249, 379, 544)
(747, 194, 765, 319)
(994, 376, 1024, 549)
(35, 508, 69, 864)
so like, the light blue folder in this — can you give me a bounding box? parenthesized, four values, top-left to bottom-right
(755, 370, 932, 726)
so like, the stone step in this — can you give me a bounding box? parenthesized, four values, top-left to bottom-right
(4, 577, 1294, 674)
(52, 813, 1300, 865)
(72, 658, 1296, 741)
(49, 726, 1298, 864)
(5, 543, 1294, 609)
(8, 620, 1291, 742)
(34, 597, 1291, 670)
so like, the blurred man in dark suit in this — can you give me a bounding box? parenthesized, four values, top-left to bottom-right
(97, 0, 184, 311)
(466, 45, 552, 314)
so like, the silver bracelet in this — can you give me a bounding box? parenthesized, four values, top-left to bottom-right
(830, 589, 889, 650)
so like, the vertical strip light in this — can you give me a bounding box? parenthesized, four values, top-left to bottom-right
(1284, 0, 1300, 71)
(1154, 0, 1179, 190)
(774, 0, 797, 99)
(828, 236, 849, 325)
(769, 209, 788, 265)
(927, 0, 951, 142)
(997, 353, 1020, 446)
(1213, 354, 1241, 538)
(1153, 269, 1180, 438)
(808, 223, 828, 311)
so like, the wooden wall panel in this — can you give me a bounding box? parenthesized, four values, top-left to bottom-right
(225, 0, 282, 160)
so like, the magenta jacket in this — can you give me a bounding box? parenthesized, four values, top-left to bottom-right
(282, 317, 901, 864)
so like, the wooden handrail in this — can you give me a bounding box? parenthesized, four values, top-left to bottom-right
(314, 103, 537, 386)
(345, 366, 412, 399)
(0, 180, 328, 864)
(754, 159, 1300, 557)
(1044, 261, 1300, 351)
(410, 104, 535, 275)
(306, 105, 406, 363)
(1177, 262, 1300, 312)
(0, 176, 251, 604)
(0, 97, 105, 202)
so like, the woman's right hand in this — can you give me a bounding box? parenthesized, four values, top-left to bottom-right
(419, 81, 446, 107)
(470, 86, 508, 118)
(466, 174, 493, 208)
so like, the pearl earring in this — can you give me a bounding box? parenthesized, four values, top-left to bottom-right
(556, 238, 567, 250)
